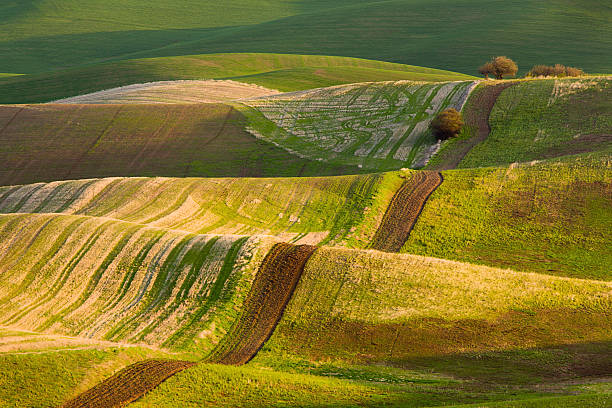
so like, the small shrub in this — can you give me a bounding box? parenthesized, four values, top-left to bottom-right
(527, 64, 584, 78)
(430, 108, 464, 140)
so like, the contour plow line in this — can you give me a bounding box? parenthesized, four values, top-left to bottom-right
(60, 243, 317, 407)
(369, 171, 443, 252)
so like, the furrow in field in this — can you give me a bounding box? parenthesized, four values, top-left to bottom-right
(60, 359, 196, 408)
(206, 243, 317, 365)
(369, 171, 443, 252)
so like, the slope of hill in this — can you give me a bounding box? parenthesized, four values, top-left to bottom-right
(0, 213, 276, 354)
(1, 1, 610, 76)
(457, 77, 612, 167)
(0, 103, 362, 185)
(0, 173, 403, 247)
(0, 53, 475, 104)
(405, 154, 611, 279)
(245, 80, 476, 170)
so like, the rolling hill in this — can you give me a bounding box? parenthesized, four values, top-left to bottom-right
(1, 0, 610, 76)
(0, 53, 475, 104)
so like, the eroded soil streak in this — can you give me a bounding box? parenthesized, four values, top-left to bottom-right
(370, 171, 443, 252)
(61, 359, 195, 408)
(429, 82, 516, 170)
(207, 243, 318, 365)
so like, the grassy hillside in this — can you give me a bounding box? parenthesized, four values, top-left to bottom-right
(0, 346, 170, 408)
(0, 173, 403, 247)
(0, 213, 276, 354)
(245, 80, 476, 170)
(0, 103, 363, 185)
(405, 154, 611, 279)
(1, 1, 610, 76)
(131, 247, 612, 407)
(0, 53, 474, 104)
(457, 78, 612, 167)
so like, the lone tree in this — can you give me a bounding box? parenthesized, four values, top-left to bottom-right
(478, 62, 495, 79)
(430, 108, 464, 140)
(478, 56, 518, 79)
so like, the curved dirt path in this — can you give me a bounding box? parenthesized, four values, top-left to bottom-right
(60, 243, 318, 406)
(428, 82, 516, 170)
(370, 171, 443, 252)
(61, 360, 195, 408)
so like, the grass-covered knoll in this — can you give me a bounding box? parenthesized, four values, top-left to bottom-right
(0, 213, 274, 354)
(1, 0, 610, 77)
(0, 173, 404, 247)
(404, 155, 611, 279)
(245, 81, 476, 170)
(457, 77, 612, 167)
(0, 53, 474, 104)
(0, 346, 167, 408)
(0, 103, 358, 185)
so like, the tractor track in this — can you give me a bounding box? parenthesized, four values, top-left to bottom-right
(370, 171, 443, 252)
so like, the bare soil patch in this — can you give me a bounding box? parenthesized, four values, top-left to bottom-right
(52, 80, 280, 104)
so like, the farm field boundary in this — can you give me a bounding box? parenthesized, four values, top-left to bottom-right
(370, 171, 442, 252)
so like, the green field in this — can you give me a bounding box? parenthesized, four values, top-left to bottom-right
(458, 78, 612, 167)
(1, 0, 610, 76)
(0, 53, 475, 104)
(405, 154, 611, 279)
(1, 2, 611, 403)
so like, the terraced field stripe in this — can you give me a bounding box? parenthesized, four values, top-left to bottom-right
(164, 236, 249, 349)
(207, 243, 317, 365)
(9, 183, 46, 213)
(136, 236, 220, 339)
(3, 220, 114, 325)
(369, 171, 443, 252)
(32, 182, 70, 213)
(0, 216, 87, 308)
(139, 181, 199, 225)
(61, 359, 195, 408)
(56, 179, 99, 213)
(36, 224, 142, 332)
(0, 185, 21, 211)
(428, 82, 517, 170)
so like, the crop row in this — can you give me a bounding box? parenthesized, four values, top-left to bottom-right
(0, 213, 271, 353)
(245, 80, 476, 170)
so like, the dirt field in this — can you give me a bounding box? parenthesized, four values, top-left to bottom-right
(428, 82, 516, 170)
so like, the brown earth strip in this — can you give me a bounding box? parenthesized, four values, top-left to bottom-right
(206, 243, 318, 365)
(61, 359, 195, 408)
(370, 171, 443, 252)
(429, 82, 516, 170)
